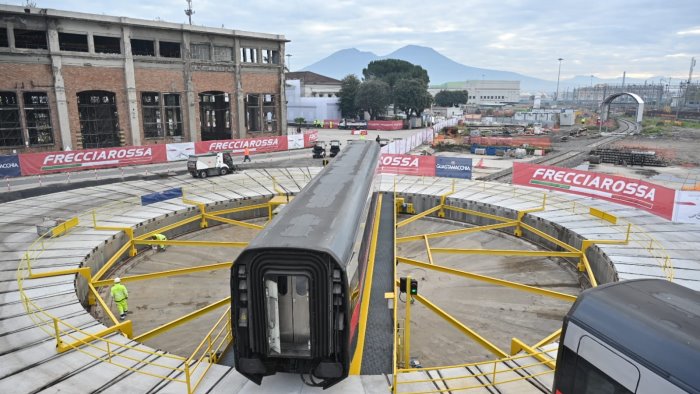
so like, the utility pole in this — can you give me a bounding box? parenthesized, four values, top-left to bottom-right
(677, 57, 696, 119)
(184, 0, 194, 25)
(286, 54, 292, 71)
(555, 58, 563, 105)
(621, 71, 626, 89)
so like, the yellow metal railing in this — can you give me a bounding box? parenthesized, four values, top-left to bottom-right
(387, 175, 674, 282)
(393, 349, 556, 393)
(16, 172, 299, 393)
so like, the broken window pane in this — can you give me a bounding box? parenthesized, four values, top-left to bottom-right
(14, 29, 47, 50)
(77, 90, 120, 148)
(199, 91, 230, 141)
(59, 32, 88, 52)
(191, 44, 210, 60)
(163, 94, 183, 137)
(263, 94, 277, 132)
(0, 92, 23, 147)
(240, 47, 258, 63)
(131, 39, 155, 56)
(94, 35, 121, 54)
(159, 41, 181, 58)
(213, 46, 233, 62)
(245, 94, 261, 132)
(24, 92, 54, 145)
(142, 92, 162, 138)
(0, 28, 8, 47)
(262, 49, 280, 64)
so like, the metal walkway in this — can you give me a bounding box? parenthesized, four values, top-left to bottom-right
(359, 192, 396, 375)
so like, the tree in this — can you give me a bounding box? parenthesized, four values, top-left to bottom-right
(394, 79, 433, 116)
(355, 80, 390, 120)
(362, 59, 430, 88)
(434, 90, 469, 107)
(338, 74, 361, 118)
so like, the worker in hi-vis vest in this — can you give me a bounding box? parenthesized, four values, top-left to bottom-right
(152, 233, 167, 251)
(111, 277, 129, 320)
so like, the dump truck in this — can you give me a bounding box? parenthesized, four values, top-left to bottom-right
(187, 152, 236, 178)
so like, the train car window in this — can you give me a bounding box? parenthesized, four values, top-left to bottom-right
(277, 275, 288, 295)
(295, 276, 308, 296)
(573, 355, 633, 394)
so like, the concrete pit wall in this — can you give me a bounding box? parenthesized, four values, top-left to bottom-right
(75, 195, 274, 306)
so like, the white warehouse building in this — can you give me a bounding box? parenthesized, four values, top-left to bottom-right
(430, 80, 520, 106)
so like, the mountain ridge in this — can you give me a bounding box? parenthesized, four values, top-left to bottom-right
(301, 45, 660, 92)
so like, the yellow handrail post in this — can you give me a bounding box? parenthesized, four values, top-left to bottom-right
(53, 317, 63, 349)
(492, 359, 497, 383)
(92, 210, 97, 228)
(404, 275, 412, 369)
(199, 203, 208, 228)
(125, 228, 137, 257)
(185, 363, 192, 394)
(107, 341, 112, 362)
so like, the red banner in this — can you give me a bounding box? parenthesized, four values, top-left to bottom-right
(512, 163, 676, 220)
(195, 136, 288, 155)
(304, 131, 318, 147)
(368, 120, 404, 131)
(19, 145, 167, 175)
(378, 154, 436, 176)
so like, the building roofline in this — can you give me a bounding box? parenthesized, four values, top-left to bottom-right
(0, 4, 289, 42)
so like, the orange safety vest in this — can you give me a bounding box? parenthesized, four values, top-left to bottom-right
(244, 148, 250, 156)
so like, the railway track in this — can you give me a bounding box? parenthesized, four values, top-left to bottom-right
(479, 119, 640, 183)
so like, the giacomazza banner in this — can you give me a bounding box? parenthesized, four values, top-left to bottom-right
(435, 157, 472, 179)
(512, 162, 676, 220)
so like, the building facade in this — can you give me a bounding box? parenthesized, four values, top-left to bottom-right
(285, 72, 341, 122)
(0, 5, 287, 154)
(430, 80, 520, 106)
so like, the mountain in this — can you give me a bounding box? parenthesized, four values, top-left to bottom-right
(301, 45, 665, 93)
(302, 45, 556, 92)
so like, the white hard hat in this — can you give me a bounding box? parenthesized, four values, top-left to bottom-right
(114, 277, 121, 283)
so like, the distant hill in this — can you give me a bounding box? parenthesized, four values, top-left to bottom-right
(302, 45, 660, 93)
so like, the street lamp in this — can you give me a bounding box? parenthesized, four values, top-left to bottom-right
(555, 58, 564, 105)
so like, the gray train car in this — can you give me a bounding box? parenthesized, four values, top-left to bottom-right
(231, 141, 380, 388)
(553, 279, 700, 394)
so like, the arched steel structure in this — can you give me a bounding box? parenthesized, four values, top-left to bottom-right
(601, 92, 645, 123)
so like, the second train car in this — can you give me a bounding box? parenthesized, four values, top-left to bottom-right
(231, 141, 381, 388)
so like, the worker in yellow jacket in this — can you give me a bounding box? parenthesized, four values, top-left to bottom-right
(153, 233, 167, 251)
(111, 277, 129, 320)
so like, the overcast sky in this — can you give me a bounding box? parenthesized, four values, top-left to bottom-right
(10, 0, 700, 81)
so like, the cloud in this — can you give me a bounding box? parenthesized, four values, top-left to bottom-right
(13, 0, 700, 82)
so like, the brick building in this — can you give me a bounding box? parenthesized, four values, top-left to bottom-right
(0, 5, 287, 154)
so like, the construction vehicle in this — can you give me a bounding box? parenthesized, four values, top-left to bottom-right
(312, 141, 326, 158)
(329, 140, 341, 157)
(187, 152, 236, 178)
